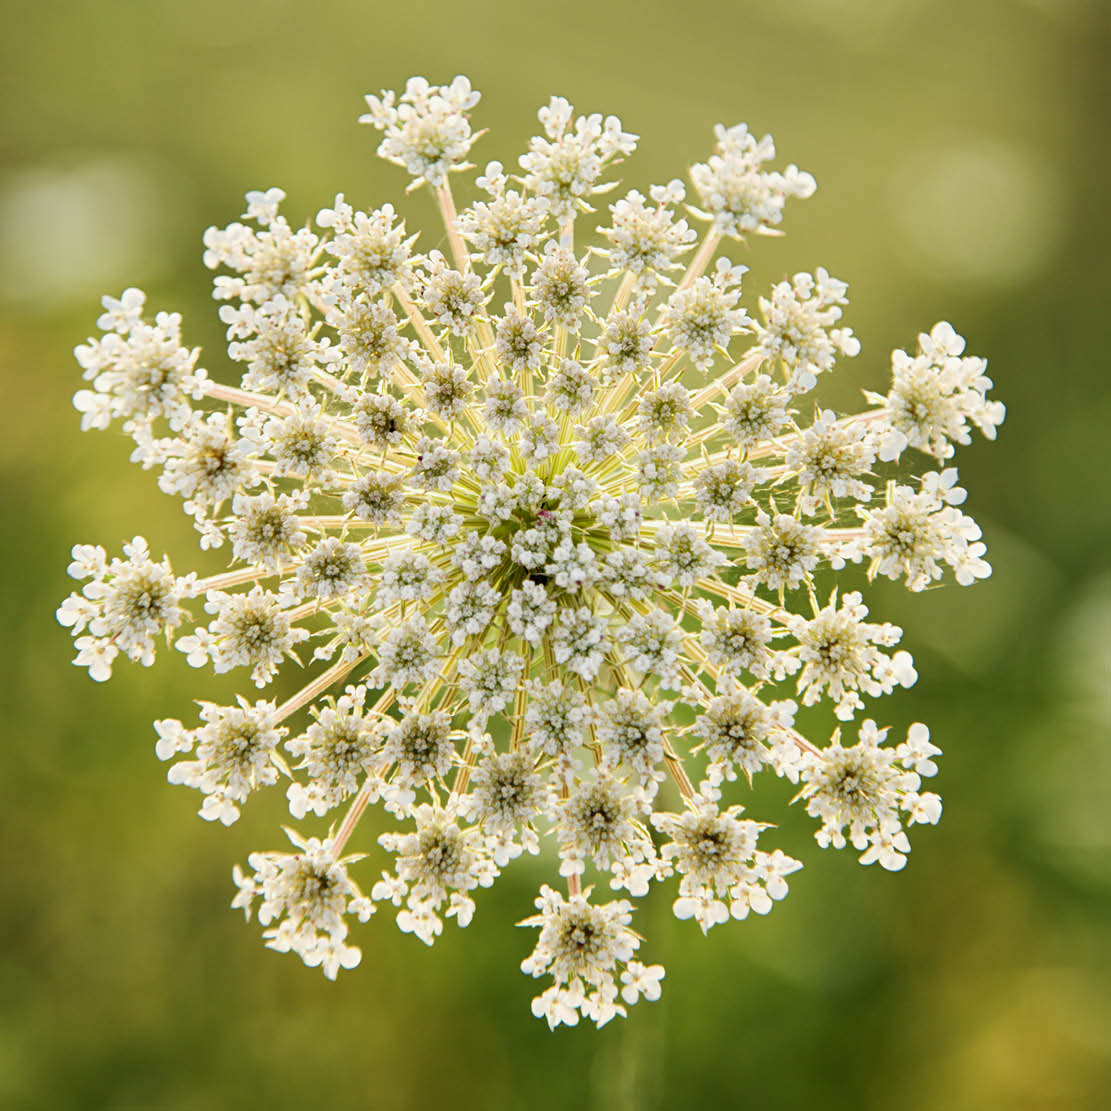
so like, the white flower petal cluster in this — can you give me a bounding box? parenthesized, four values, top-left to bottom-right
(285, 685, 383, 819)
(374, 803, 499, 944)
(74, 294, 209, 433)
(519, 884, 657, 1029)
(57, 536, 193, 680)
(660, 258, 751, 372)
(796, 720, 943, 870)
(232, 829, 374, 979)
(58, 76, 1003, 1028)
(754, 267, 860, 392)
(203, 191, 321, 306)
(847, 469, 992, 590)
(786, 590, 916, 721)
(359, 76, 481, 188)
(652, 797, 802, 932)
(156, 696, 287, 825)
(518, 96, 638, 224)
(688, 123, 816, 238)
(599, 183, 696, 292)
(871, 320, 1007, 461)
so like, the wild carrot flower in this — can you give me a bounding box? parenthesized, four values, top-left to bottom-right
(58, 75, 1004, 1028)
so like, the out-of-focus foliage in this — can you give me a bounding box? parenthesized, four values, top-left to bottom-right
(1, 1, 1108, 1107)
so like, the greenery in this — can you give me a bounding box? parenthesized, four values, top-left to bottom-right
(1, 0, 1108, 1106)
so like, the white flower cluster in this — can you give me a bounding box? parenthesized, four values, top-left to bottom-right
(232, 829, 375, 980)
(652, 798, 803, 932)
(58, 76, 1004, 1028)
(688, 123, 816, 237)
(57, 537, 193, 681)
(871, 321, 1006, 462)
(795, 720, 943, 871)
(519, 884, 664, 1029)
(360, 75, 482, 188)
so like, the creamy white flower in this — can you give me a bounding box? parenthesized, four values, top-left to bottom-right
(654, 522, 725, 588)
(74, 305, 208, 433)
(637, 381, 693, 442)
(754, 268, 860, 392)
(342, 471, 406, 525)
(615, 610, 683, 690)
(529, 244, 591, 326)
(551, 607, 609, 681)
(204, 198, 320, 306)
(285, 687, 382, 819)
(660, 258, 750, 372)
(158, 696, 287, 825)
(524, 680, 594, 763)
(787, 590, 915, 719)
(785, 409, 875, 515)
(691, 680, 792, 784)
(370, 616, 442, 690)
(556, 770, 656, 886)
(360, 76, 481, 188)
(62, 74, 1001, 1027)
(420, 251, 486, 337)
(233, 829, 374, 979)
(463, 739, 549, 851)
(853, 471, 991, 591)
(297, 538, 367, 600)
(688, 123, 815, 238)
(546, 358, 595, 414)
(229, 490, 308, 566)
(872, 321, 1006, 461)
(599, 185, 695, 290)
(743, 512, 824, 592)
(152, 410, 260, 520)
(519, 885, 652, 1029)
(597, 309, 654, 379)
(653, 797, 801, 932)
(596, 689, 670, 791)
(58, 536, 191, 680)
(323, 204, 414, 294)
(381, 710, 456, 790)
(519, 97, 637, 224)
(460, 175, 546, 280)
(178, 586, 309, 688)
(376, 803, 498, 944)
(796, 719, 941, 870)
(227, 294, 337, 398)
(457, 649, 525, 720)
(330, 296, 413, 378)
(722, 374, 790, 447)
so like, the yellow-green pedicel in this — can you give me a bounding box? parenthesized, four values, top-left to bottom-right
(57, 75, 1004, 1028)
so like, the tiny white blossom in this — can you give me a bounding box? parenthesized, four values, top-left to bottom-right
(797, 719, 941, 870)
(873, 321, 1005, 461)
(58, 536, 191, 680)
(376, 803, 498, 944)
(653, 797, 801, 932)
(369, 616, 442, 690)
(689, 123, 815, 238)
(233, 829, 374, 980)
(754, 268, 860, 392)
(179, 586, 309, 688)
(159, 697, 287, 825)
(360, 76, 482, 188)
(519, 97, 638, 224)
(787, 590, 916, 719)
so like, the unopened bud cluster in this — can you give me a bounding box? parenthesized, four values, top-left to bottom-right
(58, 76, 1003, 1028)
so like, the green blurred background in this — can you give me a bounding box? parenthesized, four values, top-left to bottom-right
(2, 0, 1109, 1107)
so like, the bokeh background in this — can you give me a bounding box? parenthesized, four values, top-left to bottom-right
(2, 0, 1109, 1107)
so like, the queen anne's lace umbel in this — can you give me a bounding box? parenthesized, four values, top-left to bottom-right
(58, 76, 1004, 1028)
